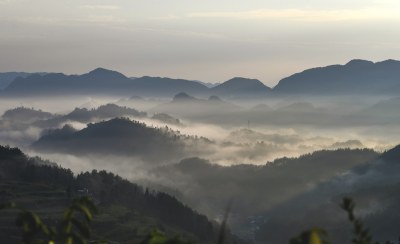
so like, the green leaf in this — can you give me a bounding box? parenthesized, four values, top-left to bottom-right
(75, 205, 93, 222)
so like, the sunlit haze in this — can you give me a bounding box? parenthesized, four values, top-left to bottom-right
(1, 0, 400, 85)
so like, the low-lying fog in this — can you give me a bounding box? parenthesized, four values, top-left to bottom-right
(0, 95, 398, 164)
(2, 94, 400, 241)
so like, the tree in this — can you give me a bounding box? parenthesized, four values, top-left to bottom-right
(1, 197, 100, 244)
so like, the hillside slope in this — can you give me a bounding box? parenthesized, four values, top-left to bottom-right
(0, 145, 242, 244)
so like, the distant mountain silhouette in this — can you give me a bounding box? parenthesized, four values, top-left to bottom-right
(3, 69, 209, 97)
(2, 107, 54, 122)
(343, 97, 400, 125)
(127, 76, 209, 97)
(194, 80, 221, 88)
(64, 103, 146, 122)
(4, 59, 400, 97)
(362, 97, 400, 118)
(0, 72, 45, 90)
(4, 68, 131, 95)
(172, 92, 197, 101)
(273, 59, 400, 94)
(153, 93, 240, 118)
(34, 103, 147, 127)
(211, 77, 271, 98)
(1, 70, 271, 99)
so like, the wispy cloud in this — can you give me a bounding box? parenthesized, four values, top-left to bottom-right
(79, 5, 121, 10)
(187, 8, 400, 22)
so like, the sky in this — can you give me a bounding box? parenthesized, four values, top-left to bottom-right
(1, 0, 400, 87)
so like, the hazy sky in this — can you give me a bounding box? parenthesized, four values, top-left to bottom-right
(1, 0, 400, 86)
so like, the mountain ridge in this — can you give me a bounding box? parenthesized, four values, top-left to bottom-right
(273, 59, 400, 94)
(3, 59, 400, 97)
(210, 77, 271, 98)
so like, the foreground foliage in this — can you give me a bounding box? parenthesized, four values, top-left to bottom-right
(290, 198, 397, 244)
(1, 197, 99, 244)
(1, 145, 398, 244)
(2, 195, 398, 244)
(0, 145, 228, 243)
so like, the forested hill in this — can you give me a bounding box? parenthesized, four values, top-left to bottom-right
(32, 103, 147, 128)
(31, 117, 212, 164)
(0, 145, 241, 244)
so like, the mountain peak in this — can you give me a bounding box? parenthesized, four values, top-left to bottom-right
(176, 157, 213, 171)
(345, 59, 374, 67)
(211, 77, 271, 96)
(172, 92, 196, 101)
(87, 67, 127, 79)
(225, 77, 265, 86)
(380, 144, 400, 163)
(376, 59, 400, 66)
(88, 67, 114, 73)
(274, 59, 400, 94)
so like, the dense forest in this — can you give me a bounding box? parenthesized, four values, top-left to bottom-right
(150, 148, 379, 216)
(0, 145, 242, 244)
(31, 117, 212, 164)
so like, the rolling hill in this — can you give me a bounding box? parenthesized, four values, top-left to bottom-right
(273, 59, 400, 94)
(210, 77, 271, 99)
(31, 118, 211, 163)
(255, 144, 400, 244)
(2, 107, 54, 122)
